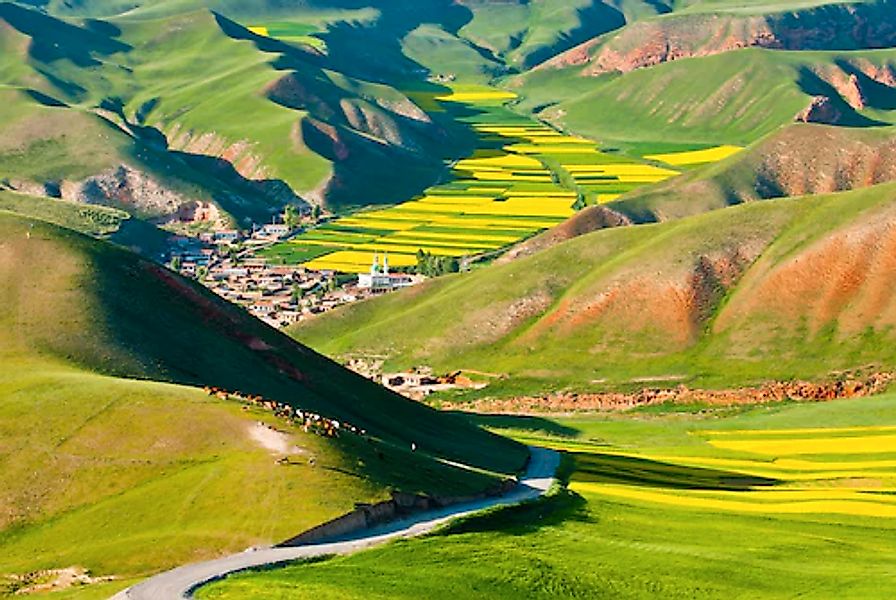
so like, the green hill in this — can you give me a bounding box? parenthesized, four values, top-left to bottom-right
(0, 210, 525, 591)
(514, 47, 896, 150)
(0, 2, 468, 220)
(292, 180, 896, 397)
(610, 123, 896, 222)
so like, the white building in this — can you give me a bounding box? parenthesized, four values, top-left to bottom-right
(357, 253, 414, 292)
(260, 223, 290, 238)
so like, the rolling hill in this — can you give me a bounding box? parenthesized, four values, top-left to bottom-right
(0, 207, 525, 591)
(611, 123, 896, 222)
(292, 180, 896, 397)
(514, 47, 896, 150)
(0, 2, 470, 223)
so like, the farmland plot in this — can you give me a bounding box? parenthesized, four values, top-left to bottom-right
(276, 87, 741, 272)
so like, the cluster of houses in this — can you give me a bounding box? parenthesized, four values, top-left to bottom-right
(205, 258, 347, 328)
(166, 223, 423, 330)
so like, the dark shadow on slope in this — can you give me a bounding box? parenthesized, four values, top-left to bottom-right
(521, 1, 626, 69)
(796, 68, 890, 127)
(572, 452, 780, 491)
(32, 67, 87, 100)
(0, 3, 131, 67)
(835, 59, 896, 111)
(23, 88, 67, 107)
(318, 1, 476, 84)
(641, 0, 673, 15)
(461, 413, 581, 438)
(213, 11, 474, 210)
(82, 111, 301, 225)
(440, 487, 591, 537)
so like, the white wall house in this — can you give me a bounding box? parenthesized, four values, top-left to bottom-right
(357, 254, 414, 292)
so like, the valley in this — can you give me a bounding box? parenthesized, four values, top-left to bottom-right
(2, 0, 896, 598)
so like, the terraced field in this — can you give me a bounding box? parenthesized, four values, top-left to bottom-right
(267, 89, 741, 273)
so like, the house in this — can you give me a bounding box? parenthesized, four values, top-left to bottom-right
(213, 230, 241, 244)
(261, 223, 290, 238)
(250, 300, 276, 314)
(357, 254, 415, 292)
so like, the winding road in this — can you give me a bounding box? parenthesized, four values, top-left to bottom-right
(112, 446, 559, 600)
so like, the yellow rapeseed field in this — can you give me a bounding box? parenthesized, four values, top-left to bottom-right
(304, 250, 418, 272)
(644, 145, 742, 166)
(709, 434, 896, 456)
(434, 90, 518, 102)
(570, 482, 896, 518)
(388, 231, 520, 243)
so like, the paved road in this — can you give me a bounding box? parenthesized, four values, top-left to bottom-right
(112, 447, 559, 600)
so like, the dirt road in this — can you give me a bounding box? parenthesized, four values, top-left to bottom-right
(111, 446, 559, 600)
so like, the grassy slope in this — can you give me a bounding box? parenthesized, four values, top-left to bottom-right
(0, 189, 178, 256)
(198, 393, 896, 599)
(0, 191, 129, 235)
(513, 47, 896, 148)
(611, 123, 896, 222)
(0, 3, 464, 215)
(0, 211, 526, 583)
(292, 181, 896, 396)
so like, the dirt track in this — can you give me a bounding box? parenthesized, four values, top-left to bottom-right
(110, 447, 559, 600)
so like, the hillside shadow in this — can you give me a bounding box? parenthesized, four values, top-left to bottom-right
(23, 88, 67, 107)
(572, 452, 780, 491)
(439, 488, 591, 537)
(88, 107, 301, 225)
(213, 11, 477, 210)
(460, 413, 580, 438)
(796, 68, 890, 127)
(834, 60, 896, 111)
(0, 3, 130, 67)
(521, 3, 626, 68)
(315, 1, 475, 84)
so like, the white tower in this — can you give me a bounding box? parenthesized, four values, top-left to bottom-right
(382, 253, 389, 275)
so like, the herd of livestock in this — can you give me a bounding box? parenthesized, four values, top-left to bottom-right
(203, 386, 366, 439)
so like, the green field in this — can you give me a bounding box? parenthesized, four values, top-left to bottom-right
(292, 180, 896, 396)
(0, 210, 526, 591)
(198, 394, 896, 598)
(276, 91, 721, 273)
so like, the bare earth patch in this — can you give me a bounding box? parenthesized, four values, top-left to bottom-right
(2, 567, 114, 595)
(248, 422, 307, 456)
(455, 373, 894, 414)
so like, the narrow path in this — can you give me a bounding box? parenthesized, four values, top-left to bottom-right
(112, 446, 560, 600)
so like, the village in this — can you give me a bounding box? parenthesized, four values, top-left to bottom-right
(164, 214, 424, 330)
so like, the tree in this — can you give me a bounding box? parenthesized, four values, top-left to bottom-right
(169, 256, 182, 271)
(311, 204, 322, 221)
(197, 265, 208, 280)
(291, 284, 304, 303)
(283, 205, 302, 229)
(415, 250, 460, 277)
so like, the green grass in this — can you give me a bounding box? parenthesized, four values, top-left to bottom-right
(612, 123, 896, 223)
(292, 181, 896, 396)
(0, 211, 526, 583)
(258, 242, 340, 264)
(0, 191, 129, 236)
(514, 47, 896, 148)
(197, 393, 896, 599)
